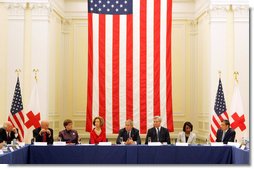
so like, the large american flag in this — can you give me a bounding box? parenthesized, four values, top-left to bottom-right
(8, 77, 25, 141)
(86, 0, 173, 134)
(210, 78, 229, 142)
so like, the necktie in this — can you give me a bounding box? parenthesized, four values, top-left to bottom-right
(43, 133, 47, 142)
(127, 132, 130, 138)
(157, 128, 160, 142)
(221, 131, 225, 141)
(7, 132, 10, 141)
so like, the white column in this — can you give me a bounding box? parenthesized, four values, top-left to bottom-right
(23, 3, 32, 109)
(0, 3, 9, 124)
(30, 3, 51, 120)
(7, 2, 26, 118)
(209, 5, 228, 100)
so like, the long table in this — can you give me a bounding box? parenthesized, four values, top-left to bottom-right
(0, 145, 29, 164)
(0, 145, 250, 164)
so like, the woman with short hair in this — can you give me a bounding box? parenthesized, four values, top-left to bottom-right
(177, 121, 196, 144)
(58, 119, 79, 144)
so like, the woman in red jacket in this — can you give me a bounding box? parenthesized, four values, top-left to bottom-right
(89, 116, 106, 144)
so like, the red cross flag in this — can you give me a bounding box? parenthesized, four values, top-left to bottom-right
(229, 81, 247, 142)
(24, 80, 41, 143)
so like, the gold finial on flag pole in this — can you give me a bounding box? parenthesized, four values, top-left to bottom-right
(33, 69, 39, 82)
(218, 71, 222, 78)
(234, 71, 239, 83)
(15, 69, 21, 77)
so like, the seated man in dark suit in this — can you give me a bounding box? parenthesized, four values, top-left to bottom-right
(216, 119, 236, 144)
(116, 119, 141, 144)
(33, 120, 54, 144)
(0, 121, 19, 144)
(145, 116, 171, 144)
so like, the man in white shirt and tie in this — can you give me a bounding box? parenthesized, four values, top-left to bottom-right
(216, 119, 236, 144)
(116, 119, 141, 144)
(145, 116, 171, 144)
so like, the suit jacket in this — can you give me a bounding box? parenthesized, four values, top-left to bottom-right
(177, 131, 196, 144)
(216, 128, 236, 144)
(0, 128, 19, 144)
(116, 127, 141, 144)
(33, 127, 54, 144)
(145, 126, 171, 144)
(59, 129, 79, 144)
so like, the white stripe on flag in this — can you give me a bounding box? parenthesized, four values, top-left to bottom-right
(160, 0, 167, 127)
(92, 14, 99, 119)
(211, 120, 218, 132)
(9, 114, 24, 140)
(132, 1, 140, 130)
(214, 113, 222, 125)
(146, 0, 154, 129)
(105, 14, 113, 134)
(220, 113, 228, 120)
(119, 15, 127, 129)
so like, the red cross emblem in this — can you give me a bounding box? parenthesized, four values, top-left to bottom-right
(231, 112, 246, 131)
(25, 111, 41, 129)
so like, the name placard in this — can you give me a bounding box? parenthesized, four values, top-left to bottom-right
(9, 147, 14, 152)
(240, 145, 246, 150)
(227, 142, 241, 148)
(18, 142, 25, 147)
(53, 142, 66, 146)
(210, 142, 224, 146)
(98, 142, 112, 146)
(148, 142, 162, 146)
(34, 142, 47, 146)
(176, 142, 188, 146)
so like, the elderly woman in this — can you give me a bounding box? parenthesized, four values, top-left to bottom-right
(58, 119, 79, 144)
(177, 121, 196, 144)
(89, 116, 106, 144)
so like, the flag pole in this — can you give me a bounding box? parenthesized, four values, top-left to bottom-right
(233, 71, 239, 84)
(218, 70, 221, 79)
(15, 69, 21, 77)
(33, 69, 39, 82)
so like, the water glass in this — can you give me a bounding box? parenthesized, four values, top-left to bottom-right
(119, 137, 123, 144)
(148, 137, 151, 143)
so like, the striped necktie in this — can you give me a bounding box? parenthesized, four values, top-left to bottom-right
(157, 128, 160, 142)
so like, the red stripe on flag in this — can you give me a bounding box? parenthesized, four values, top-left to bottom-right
(166, 0, 173, 131)
(126, 14, 133, 120)
(224, 112, 229, 119)
(211, 125, 217, 135)
(210, 135, 215, 142)
(11, 112, 24, 138)
(17, 112, 25, 137)
(212, 116, 221, 129)
(86, 13, 93, 132)
(99, 14, 106, 131)
(140, 0, 147, 134)
(112, 15, 120, 133)
(153, 0, 161, 116)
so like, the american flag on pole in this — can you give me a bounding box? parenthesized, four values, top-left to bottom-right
(8, 77, 25, 141)
(210, 78, 229, 142)
(86, 0, 173, 134)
